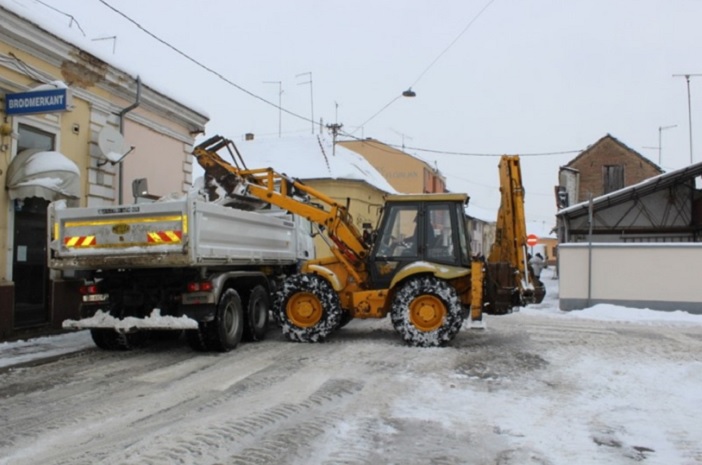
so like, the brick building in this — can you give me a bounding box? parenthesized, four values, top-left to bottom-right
(557, 134, 663, 207)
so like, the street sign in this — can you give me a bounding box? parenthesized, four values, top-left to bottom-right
(526, 234, 539, 247)
(5, 88, 69, 115)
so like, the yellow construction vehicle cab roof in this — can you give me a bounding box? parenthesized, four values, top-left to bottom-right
(384, 193, 469, 204)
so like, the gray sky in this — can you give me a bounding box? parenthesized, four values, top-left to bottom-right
(12, 0, 702, 225)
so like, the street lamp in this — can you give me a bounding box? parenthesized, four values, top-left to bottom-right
(673, 73, 702, 164)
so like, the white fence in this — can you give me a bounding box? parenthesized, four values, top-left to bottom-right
(559, 243, 702, 313)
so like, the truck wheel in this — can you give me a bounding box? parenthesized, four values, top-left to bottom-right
(187, 288, 244, 352)
(90, 329, 148, 350)
(91, 329, 119, 350)
(213, 288, 245, 351)
(243, 285, 270, 342)
(276, 274, 342, 343)
(390, 276, 464, 347)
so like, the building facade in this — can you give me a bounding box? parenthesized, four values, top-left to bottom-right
(557, 134, 663, 207)
(338, 138, 446, 194)
(0, 5, 208, 339)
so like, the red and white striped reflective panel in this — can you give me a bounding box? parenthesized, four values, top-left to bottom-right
(146, 230, 183, 244)
(64, 236, 97, 247)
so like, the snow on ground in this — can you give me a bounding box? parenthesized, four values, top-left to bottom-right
(1, 269, 702, 464)
(0, 330, 93, 369)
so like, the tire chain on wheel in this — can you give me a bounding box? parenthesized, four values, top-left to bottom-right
(390, 275, 465, 347)
(275, 274, 342, 343)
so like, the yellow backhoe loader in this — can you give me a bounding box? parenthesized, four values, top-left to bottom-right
(193, 135, 544, 347)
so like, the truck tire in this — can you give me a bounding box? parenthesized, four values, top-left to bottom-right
(188, 288, 245, 352)
(275, 274, 342, 343)
(390, 276, 464, 347)
(243, 285, 270, 342)
(90, 329, 149, 350)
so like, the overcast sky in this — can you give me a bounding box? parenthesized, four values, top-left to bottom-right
(6, 0, 702, 226)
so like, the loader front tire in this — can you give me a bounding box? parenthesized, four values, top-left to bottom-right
(276, 274, 342, 343)
(391, 276, 464, 347)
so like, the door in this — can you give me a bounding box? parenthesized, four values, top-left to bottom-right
(12, 197, 50, 327)
(12, 124, 55, 328)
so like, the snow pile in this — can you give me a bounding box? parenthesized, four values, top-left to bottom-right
(62, 309, 199, 331)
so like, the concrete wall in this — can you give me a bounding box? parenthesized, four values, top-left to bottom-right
(559, 243, 702, 313)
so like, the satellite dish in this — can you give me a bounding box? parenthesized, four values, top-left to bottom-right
(98, 126, 129, 164)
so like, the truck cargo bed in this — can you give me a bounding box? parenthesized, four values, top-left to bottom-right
(49, 193, 303, 270)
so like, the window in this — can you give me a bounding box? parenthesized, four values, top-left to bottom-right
(18, 124, 55, 153)
(603, 165, 624, 194)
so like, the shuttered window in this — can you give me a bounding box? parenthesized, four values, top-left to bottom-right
(603, 165, 624, 194)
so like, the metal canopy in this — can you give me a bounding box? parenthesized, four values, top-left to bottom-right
(6, 149, 80, 201)
(557, 161, 702, 241)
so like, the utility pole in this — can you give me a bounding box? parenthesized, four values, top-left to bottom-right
(326, 123, 343, 155)
(673, 73, 702, 164)
(296, 72, 314, 134)
(263, 80, 282, 137)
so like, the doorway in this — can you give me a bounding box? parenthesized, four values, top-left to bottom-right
(11, 123, 55, 328)
(12, 197, 50, 327)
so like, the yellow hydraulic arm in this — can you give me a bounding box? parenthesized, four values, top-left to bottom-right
(485, 155, 544, 308)
(192, 135, 369, 267)
(488, 155, 529, 280)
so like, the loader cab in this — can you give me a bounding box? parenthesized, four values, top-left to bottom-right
(369, 193, 472, 288)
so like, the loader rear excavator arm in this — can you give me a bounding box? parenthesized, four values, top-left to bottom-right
(484, 155, 545, 312)
(193, 135, 369, 266)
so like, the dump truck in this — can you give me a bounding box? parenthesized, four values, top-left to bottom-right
(51, 188, 314, 351)
(194, 135, 545, 347)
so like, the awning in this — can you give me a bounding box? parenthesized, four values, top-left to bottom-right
(6, 149, 80, 201)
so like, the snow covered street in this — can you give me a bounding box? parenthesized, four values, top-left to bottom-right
(1, 270, 701, 464)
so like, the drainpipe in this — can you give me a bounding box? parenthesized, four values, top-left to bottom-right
(117, 76, 141, 204)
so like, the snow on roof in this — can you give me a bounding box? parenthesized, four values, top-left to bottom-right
(0, 0, 208, 117)
(236, 135, 397, 194)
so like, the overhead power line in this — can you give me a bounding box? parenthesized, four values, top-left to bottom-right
(97, 0, 314, 126)
(354, 0, 497, 131)
(35, 0, 86, 36)
(95, 1, 576, 161)
(339, 131, 582, 158)
(410, 0, 496, 89)
(402, 145, 583, 157)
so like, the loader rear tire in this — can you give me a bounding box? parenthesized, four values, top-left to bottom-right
(276, 274, 341, 343)
(391, 276, 464, 347)
(243, 285, 269, 342)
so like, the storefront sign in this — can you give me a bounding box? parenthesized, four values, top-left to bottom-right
(5, 88, 69, 115)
